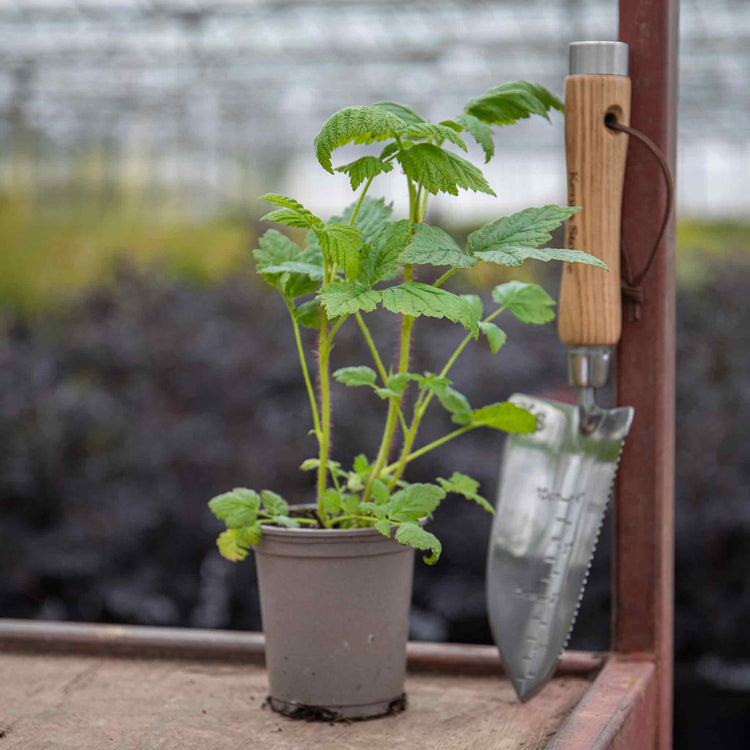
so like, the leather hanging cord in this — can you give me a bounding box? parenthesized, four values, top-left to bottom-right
(606, 118, 675, 322)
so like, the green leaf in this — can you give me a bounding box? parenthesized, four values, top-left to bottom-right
(465, 401, 537, 433)
(260, 193, 322, 229)
(340, 197, 393, 246)
(314, 105, 408, 173)
(360, 219, 412, 287)
(217, 525, 262, 562)
(272, 515, 301, 529)
(346, 471, 364, 492)
(468, 205, 580, 257)
(479, 322, 507, 353)
(381, 282, 479, 336)
(388, 483, 446, 522)
(434, 385, 472, 419)
(398, 223, 476, 268)
(318, 282, 380, 317)
(436, 472, 494, 514)
(335, 156, 393, 190)
(395, 522, 442, 565)
(360, 501, 388, 520)
(399, 122, 467, 151)
(374, 519, 393, 537)
(320, 488, 345, 515)
(459, 294, 483, 320)
(254, 230, 320, 300)
(333, 366, 377, 387)
(373, 101, 425, 126)
(465, 81, 563, 127)
(294, 299, 321, 329)
(396, 143, 495, 197)
(261, 490, 288, 516)
(371, 480, 390, 505)
(208, 488, 260, 529)
(344, 494, 361, 515)
(492, 281, 556, 324)
(318, 223, 364, 281)
(374, 372, 414, 400)
(455, 113, 495, 163)
(300, 458, 345, 478)
(353, 454, 370, 475)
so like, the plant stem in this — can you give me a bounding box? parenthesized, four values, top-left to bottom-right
(433, 268, 457, 289)
(287, 305, 321, 441)
(355, 312, 389, 384)
(317, 305, 332, 524)
(349, 176, 375, 226)
(388, 306, 506, 486)
(382, 425, 475, 476)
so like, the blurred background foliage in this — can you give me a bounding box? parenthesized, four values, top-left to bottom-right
(1, 1, 749, 748)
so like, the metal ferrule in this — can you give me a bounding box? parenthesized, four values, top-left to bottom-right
(569, 41, 629, 76)
(567, 346, 613, 434)
(567, 346, 612, 389)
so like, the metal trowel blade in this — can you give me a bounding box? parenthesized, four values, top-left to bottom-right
(486, 393, 633, 701)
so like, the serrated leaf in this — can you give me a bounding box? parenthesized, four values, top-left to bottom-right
(335, 156, 393, 190)
(396, 143, 495, 197)
(209, 488, 260, 529)
(254, 230, 320, 300)
(373, 101, 425, 126)
(360, 501, 388, 519)
(398, 223, 476, 268)
(333, 366, 377, 387)
(371, 480, 390, 505)
(437, 472, 494, 514)
(465, 81, 563, 127)
(217, 525, 261, 562)
(388, 483, 446, 523)
(261, 490, 288, 516)
(320, 488, 345, 515)
(468, 205, 581, 259)
(381, 282, 479, 336)
(360, 219, 412, 287)
(479, 322, 507, 353)
(395, 522, 442, 565)
(344, 494, 361, 515)
(340, 196, 393, 245)
(318, 223, 364, 281)
(477, 245, 607, 268)
(353, 454, 370, 475)
(414, 372, 453, 391)
(455, 113, 495, 162)
(314, 105, 407, 173)
(466, 401, 537, 433)
(460, 294, 483, 320)
(294, 299, 320, 329)
(374, 519, 393, 537)
(374, 372, 414, 400)
(492, 281, 556, 324)
(318, 282, 380, 317)
(435, 385, 472, 418)
(399, 123, 467, 151)
(260, 193, 322, 229)
(300, 458, 345, 478)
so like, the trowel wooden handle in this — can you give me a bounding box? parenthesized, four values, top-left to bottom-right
(558, 74, 631, 346)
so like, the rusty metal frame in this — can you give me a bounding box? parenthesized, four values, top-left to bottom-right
(0, 618, 604, 678)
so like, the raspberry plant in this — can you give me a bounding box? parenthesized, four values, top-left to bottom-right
(209, 82, 606, 564)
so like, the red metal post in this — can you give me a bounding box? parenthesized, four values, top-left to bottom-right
(615, 1, 679, 748)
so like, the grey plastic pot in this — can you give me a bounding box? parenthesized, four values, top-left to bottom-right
(254, 517, 415, 721)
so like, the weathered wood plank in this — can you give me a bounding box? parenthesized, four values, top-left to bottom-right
(0, 650, 592, 750)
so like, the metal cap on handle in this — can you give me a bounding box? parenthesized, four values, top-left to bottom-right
(569, 41, 629, 76)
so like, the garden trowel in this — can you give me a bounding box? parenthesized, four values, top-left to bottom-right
(486, 41, 634, 702)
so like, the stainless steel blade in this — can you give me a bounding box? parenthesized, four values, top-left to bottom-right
(486, 394, 633, 702)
